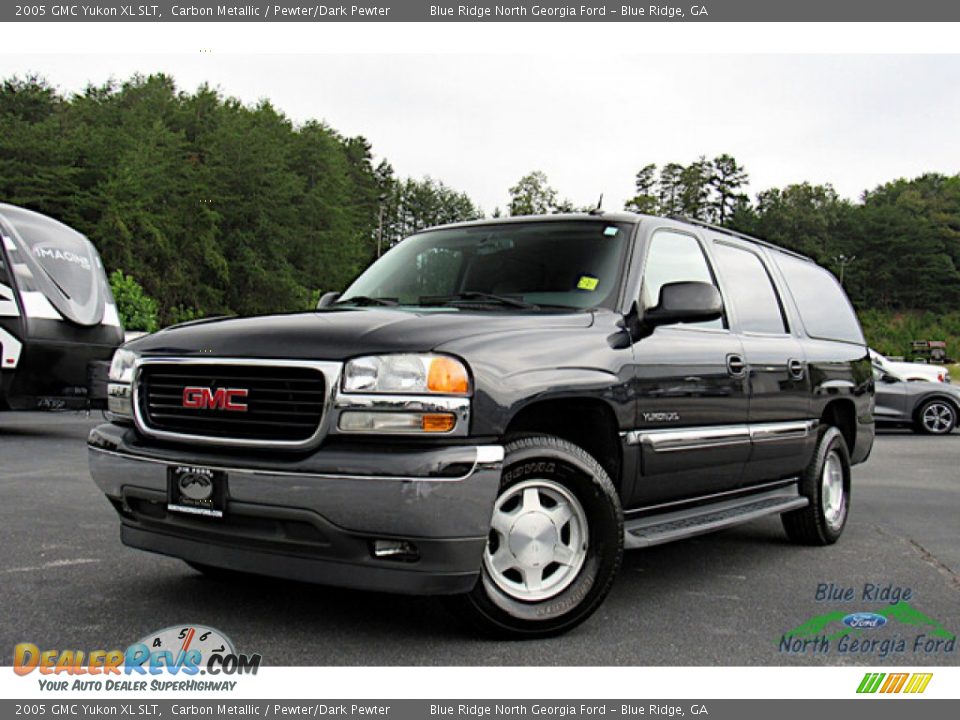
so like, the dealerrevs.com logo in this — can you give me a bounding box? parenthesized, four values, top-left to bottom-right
(13, 625, 261, 692)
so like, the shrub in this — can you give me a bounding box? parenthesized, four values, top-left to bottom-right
(109, 270, 159, 333)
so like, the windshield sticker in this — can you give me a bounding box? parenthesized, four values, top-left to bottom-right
(577, 275, 599, 291)
(603, 226, 619, 237)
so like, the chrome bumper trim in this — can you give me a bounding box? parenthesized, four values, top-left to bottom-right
(87, 443, 504, 483)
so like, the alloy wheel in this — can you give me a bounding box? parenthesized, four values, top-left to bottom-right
(483, 479, 589, 602)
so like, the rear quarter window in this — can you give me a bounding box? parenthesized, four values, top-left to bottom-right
(773, 252, 864, 344)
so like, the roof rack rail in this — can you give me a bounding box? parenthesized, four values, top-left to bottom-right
(667, 215, 813, 262)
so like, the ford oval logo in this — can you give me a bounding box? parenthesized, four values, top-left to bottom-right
(843, 612, 888, 629)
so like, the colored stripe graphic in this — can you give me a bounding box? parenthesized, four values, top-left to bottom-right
(857, 672, 932, 694)
(903, 673, 933, 694)
(880, 673, 909, 693)
(857, 673, 885, 693)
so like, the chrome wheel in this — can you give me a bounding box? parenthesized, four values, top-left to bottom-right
(483, 479, 589, 602)
(921, 402, 955, 434)
(821, 450, 846, 531)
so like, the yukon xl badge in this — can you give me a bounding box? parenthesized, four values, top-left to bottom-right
(642, 411, 680, 423)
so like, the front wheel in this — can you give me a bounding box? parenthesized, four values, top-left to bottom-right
(452, 435, 623, 638)
(914, 399, 957, 435)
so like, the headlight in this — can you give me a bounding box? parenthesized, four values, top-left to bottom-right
(107, 348, 138, 419)
(109, 348, 138, 384)
(342, 354, 470, 395)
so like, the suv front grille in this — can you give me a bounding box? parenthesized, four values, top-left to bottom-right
(138, 363, 327, 442)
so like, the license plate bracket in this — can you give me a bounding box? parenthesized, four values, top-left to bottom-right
(167, 465, 227, 518)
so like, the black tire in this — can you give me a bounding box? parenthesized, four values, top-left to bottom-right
(782, 425, 851, 546)
(913, 399, 957, 435)
(451, 434, 623, 638)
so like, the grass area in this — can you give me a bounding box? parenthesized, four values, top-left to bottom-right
(859, 309, 960, 362)
(947, 364, 960, 380)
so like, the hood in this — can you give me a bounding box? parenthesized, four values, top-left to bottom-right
(126, 307, 595, 361)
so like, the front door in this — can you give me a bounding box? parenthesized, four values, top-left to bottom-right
(629, 228, 750, 506)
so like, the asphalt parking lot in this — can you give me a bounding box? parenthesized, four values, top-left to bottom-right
(1, 412, 957, 666)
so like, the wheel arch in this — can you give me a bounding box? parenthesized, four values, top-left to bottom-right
(820, 398, 857, 454)
(503, 397, 623, 495)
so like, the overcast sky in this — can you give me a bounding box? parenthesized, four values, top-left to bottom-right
(4, 54, 959, 213)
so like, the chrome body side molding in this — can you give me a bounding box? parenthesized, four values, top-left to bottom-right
(622, 419, 818, 451)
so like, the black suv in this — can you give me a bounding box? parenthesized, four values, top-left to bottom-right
(89, 214, 875, 637)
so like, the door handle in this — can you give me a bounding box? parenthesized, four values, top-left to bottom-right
(788, 359, 805, 380)
(726, 354, 747, 377)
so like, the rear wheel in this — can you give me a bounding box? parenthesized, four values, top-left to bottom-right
(782, 425, 851, 545)
(914, 399, 957, 435)
(453, 435, 623, 638)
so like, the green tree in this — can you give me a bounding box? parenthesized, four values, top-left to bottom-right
(625, 163, 659, 214)
(657, 163, 684, 216)
(709, 154, 749, 225)
(109, 270, 159, 332)
(508, 171, 559, 216)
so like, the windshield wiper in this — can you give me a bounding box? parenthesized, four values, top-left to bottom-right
(334, 295, 399, 307)
(419, 292, 540, 310)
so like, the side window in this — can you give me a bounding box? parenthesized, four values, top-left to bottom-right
(773, 252, 865, 344)
(641, 230, 723, 329)
(711, 242, 787, 334)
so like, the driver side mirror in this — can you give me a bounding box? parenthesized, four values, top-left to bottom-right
(317, 291, 341, 309)
(881, 373, 900, 384)
(644, 281, 723, 328)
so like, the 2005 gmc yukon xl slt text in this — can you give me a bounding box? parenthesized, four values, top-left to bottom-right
(90, 213, 875, 637)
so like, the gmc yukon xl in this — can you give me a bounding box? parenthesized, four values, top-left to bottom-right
(89, 213, 875, 636)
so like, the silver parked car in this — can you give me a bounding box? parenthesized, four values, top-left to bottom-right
(874, 366, 960, 434)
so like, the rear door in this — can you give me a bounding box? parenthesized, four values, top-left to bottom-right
(629, 227, 750, 505)
(709, 238, 813, 484)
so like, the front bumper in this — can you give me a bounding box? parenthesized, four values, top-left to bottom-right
(88, 423, 504, 595)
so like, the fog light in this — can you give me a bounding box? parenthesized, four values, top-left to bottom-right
(371, 539, 420, 562)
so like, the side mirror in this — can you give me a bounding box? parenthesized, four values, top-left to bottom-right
(644, 281, 723, 328)
(881, 373, 900, 384)
(317, 291, 341, 309)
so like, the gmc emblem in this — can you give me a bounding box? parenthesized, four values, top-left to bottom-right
(182, 386, 249, 412)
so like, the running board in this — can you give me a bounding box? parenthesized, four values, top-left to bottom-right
(623, 486, 809, 550)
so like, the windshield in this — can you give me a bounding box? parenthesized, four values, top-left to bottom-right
(0, 204, 106, 326)
(340, 220, 632, 310)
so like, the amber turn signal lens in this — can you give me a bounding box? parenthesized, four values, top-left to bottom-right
(421, 413, 456, 432)
(427, 357, 470, 394)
